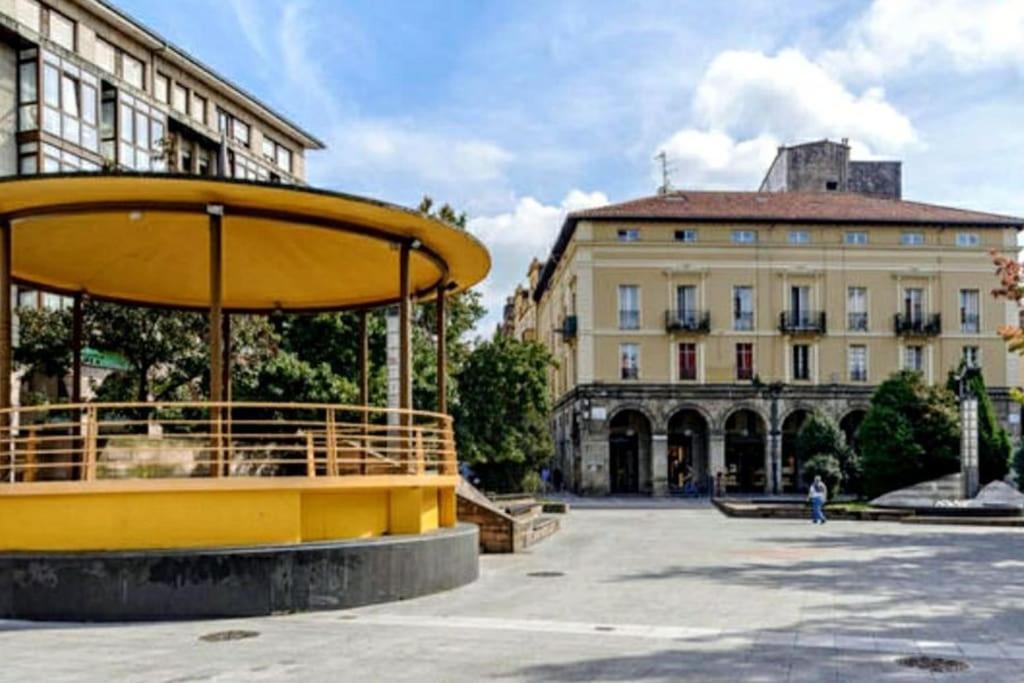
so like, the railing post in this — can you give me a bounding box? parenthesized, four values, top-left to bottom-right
(414, 428, 425, 475)
(305, 431, 316, 478)
(84, 406, 98, 481)
(442, 416, 457, 475)
(326, 408, 338, 476)
(23, 425, 37, 483)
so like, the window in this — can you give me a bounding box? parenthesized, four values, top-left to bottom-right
(217, 107, 230, 134)
(46, 9, 75, 51)
(116, 92, 166, 171)
(736, 343, 754, 381)
(154, 73, 169, 103)
(15, 0, 41, 33)
(17, 52, 39, 132)
(733, 286, 753, 331)
(276, 145, 292, 174)
(960, 289, 979, 333)
(903, 288, 924, 322)
(19, 142, 38, 174)
(825, 180, 838, 191)
(192, 94, 207, 124)
(788, 230, 810, 245)
(904, 345, 924, 373)
(849, 345, 867, 382)
(617, 228, 639, 242)
(618, 285, 640, 330)
(901, 232, 924, 246)
(121, 53, 144, 89)
(963, 346, 979, 367)
(676, 285, 696, 321)
(233, 118, 250, 145)
(731, 230, 757, 244)
(847, 287, 868, 331)
(171, 83, 188, 114)
(262, 135, 292, 173)
(792, 344, 810, 381)
(17, 289, 37, 309)
(675, 229, 697, 243)
(35, 54, 99, 153)
(956, 232, 980, 247)
(620, 343, 639, 380)
(95, 38, 116, 74)
(844, 231, 868, 245)
(678, 343, 697, 381)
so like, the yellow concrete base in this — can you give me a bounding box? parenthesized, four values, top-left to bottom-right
(0, 477, 458, 551)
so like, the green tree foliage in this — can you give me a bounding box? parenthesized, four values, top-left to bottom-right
(14, 306, 72, 380)
(1013, 441, 1024, 492)
(794, 412, 860, 494)
(858, 370, 960, 498)
(454, 335, 555, 492)
(802, 453, 842, 499)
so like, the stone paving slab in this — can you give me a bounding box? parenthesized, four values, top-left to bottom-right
(1, 508, 1023, 681)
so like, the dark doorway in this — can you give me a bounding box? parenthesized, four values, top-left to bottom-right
(667, 409, 710, 494)
(781, 410, 812, 493)
(609, 410, 650, 494)
(724, 409, 767, 493)
(840, 410, 867, 455)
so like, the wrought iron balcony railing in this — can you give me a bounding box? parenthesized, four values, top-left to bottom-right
(779, 311, 827, 334)
(559, 314, 578, 340)
(894, 313, 941, 336)
(665, 309, 711, 333)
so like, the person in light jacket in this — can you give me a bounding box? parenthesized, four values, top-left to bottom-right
(808, 475, 828, 524)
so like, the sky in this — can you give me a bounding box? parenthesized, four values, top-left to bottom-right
(117, 0, 1024, 334)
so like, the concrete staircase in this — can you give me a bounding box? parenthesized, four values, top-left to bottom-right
(456, 479, 561, 553)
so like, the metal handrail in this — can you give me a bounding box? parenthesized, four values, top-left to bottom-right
(0, 401, 457, 484)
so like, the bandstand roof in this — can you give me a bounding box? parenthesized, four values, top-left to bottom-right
(0, 174, 491, 312)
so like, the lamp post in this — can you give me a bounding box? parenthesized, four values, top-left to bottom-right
(752, 375, 784, 495)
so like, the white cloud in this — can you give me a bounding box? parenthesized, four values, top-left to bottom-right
(823, 0, 1024, 80)
(469, 190, 608, 333)
(656, 48, 917, 190)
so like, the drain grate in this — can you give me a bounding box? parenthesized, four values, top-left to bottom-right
(527, 571, 565, 578)
(198, 630, 260, 643)
(896, 656, 969, 673)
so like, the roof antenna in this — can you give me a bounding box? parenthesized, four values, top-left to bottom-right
(655, 151, 673, 195)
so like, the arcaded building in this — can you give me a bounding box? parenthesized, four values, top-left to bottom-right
(521, 141, 1023, 496)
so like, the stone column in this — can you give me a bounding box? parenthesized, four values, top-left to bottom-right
(652, 433, 668, 496)
(581, 432, 610, 495)
(709, 430, 725, 496)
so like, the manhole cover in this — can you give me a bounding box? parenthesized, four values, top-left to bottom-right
(527, 571, 565, 577)
(896, 656, 969, 673)
(198, 630, 260, 643)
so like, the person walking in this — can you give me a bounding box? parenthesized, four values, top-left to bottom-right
(808, 475, 828, 524)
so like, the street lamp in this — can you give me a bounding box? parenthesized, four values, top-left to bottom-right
(752, 375, 784, 495)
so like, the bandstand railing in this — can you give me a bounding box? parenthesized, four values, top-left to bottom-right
(0, 402, 457, 484)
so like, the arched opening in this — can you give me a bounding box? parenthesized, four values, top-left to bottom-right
(667, 409, 710, 495)
(724, 409, 767, 493)
(781, 409, 812, 493)
(608, 410, 651, 494)
(840, 410, 867, 455)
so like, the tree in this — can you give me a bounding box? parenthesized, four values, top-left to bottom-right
(802, 454, 842, 500)
(858, 370, 960, 498)
(794, 411, 860, 494)
(454, 335, 555, 492)
(14, 306, 72, 381)
(1014, 441, 1024, 493)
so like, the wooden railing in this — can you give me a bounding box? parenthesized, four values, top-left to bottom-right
(0, 402, 457, 483)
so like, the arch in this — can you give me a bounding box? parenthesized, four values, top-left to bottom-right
(608, 409, 652, 494)
(666, 408, 711, 494)
(781, 408, 813, 493)
(723, 409, 768, 493)
(664, 402, 715, 431)
(840, 409, 869, 454)
(717, 402, 769, 433)
(606, 403, 659, 433)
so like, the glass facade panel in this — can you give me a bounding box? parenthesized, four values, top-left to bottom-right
(48, 10, 75, 51)
(95, 38, 116, 74)
(122, 54, 144, 89)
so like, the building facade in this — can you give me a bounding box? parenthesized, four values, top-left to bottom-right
(0, 0, 323, 398)
(521, 147, 1023, 496)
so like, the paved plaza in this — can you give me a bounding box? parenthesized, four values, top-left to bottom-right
(3, 505, 1024, 681)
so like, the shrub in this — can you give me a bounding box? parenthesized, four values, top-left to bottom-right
(802, 454, 842, 500)
(859, 371, 960, 498)
(795, 412, 860, 494)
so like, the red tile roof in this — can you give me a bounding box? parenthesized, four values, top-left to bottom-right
(570, 191, 1023, 226)
(533, 191, 1022, 302)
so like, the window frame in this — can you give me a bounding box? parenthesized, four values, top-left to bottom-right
(956, 232, 980, 248)
(844, 231, 868, 245)
(848, 345, 868, 382)
(44, 6, 76, 52)
(678, 342, 697, 381)
(731, 229, 757, 244)
(735, 343, 754, 381)
(674, 229, 697, 243)
(792, 344, 810, 381)
(617, 228, 640, 242)
(847, 286, 868, 332)
(732, 285, 754, 331)
(619, 343, 639, 381)
(788, 230, 810, 245)
(959, 289, 980, 333)
(901, 232, 925, 246)
(617, 285, 640, 330)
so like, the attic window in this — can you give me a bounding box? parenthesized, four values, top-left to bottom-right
(617, 228, 640, 242)
(825, 181, 839, 191)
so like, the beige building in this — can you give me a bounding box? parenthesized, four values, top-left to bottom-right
(523, 146, 1023, 496)
(0, 0, 322, 395)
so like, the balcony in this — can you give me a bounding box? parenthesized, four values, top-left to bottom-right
(559, 315, 578, 340)
(779, 310, 827, 335)
(665, 309, 711, 333)
(894, 313, 941, 336)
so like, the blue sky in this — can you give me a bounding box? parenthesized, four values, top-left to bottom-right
(117, 0, 1024, 333)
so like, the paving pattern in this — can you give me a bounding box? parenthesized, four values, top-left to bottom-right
(2, 505, 1024, 681)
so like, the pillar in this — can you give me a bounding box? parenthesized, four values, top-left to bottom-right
(436, 282, 447, 415)
(208, 205, 224, 476)
(0, 219, 10, 479)
(652, 433, 668, 496)
(398, 243, 411, 412)
(357, 309, 369, 407)
(71, 294, 83, 404)
(709, 430, 725, 496)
